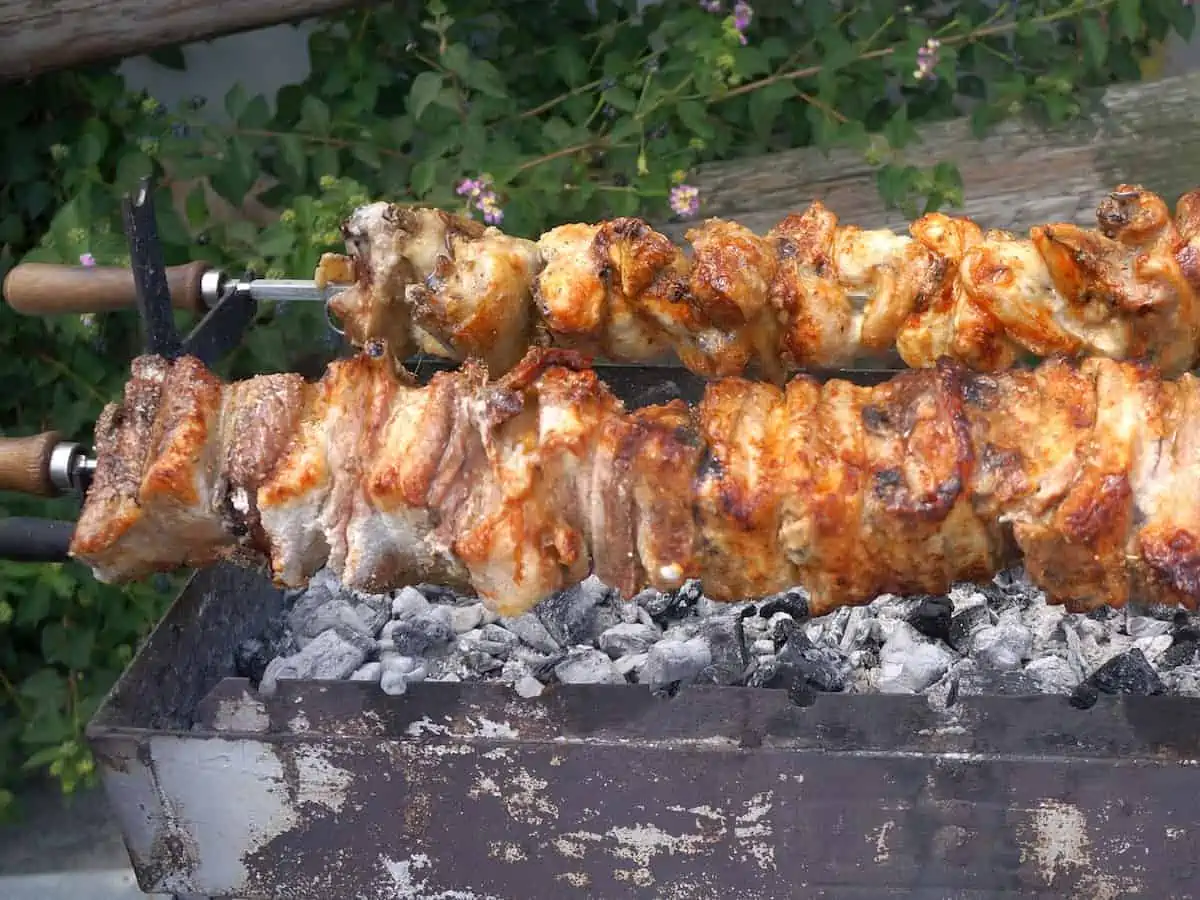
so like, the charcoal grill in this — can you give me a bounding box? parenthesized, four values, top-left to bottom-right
(2, 180, 1200, 899)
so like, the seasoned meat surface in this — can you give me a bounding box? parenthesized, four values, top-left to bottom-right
(72, 346, 1200, 617)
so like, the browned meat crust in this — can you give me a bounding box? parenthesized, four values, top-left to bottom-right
(319, 184, 1200, 379)
(71, 345, 1200, 618)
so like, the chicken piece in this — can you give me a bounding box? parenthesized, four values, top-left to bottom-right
(316, 185, 1200, 379)
(321, 203, 541, 373)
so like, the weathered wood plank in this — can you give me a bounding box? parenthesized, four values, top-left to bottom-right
(660, 71, 1200, 241)
(0, 0, 364, 81)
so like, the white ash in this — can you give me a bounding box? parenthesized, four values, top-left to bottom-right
(241, 567, 1200, 703)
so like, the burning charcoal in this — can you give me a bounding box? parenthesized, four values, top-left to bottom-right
(1070, 648, 1166, 708)
(415, 583, 460, 605)
(614, 653, 647, 677)
(749, 630, 847, 695)
(639, 638, 712, 690)
(951, 658, 1039, 696)
(758, 588, 810, 622)
(693, 616, 749, 686)
(234, 637, 272, 683)
(391, 586, 431, 619)
(350, 661, 383, 682)
(380, 609, 455, 656)
(1164, 665, 1200, 697)
(908, 596, 952, 643)
(514, 674, 545, 699)
(1128, 616, 1172, 639)
(554, 648, 625, 685)
(449, 603, 486, 634)
(599, 623, 662, 658)
(462, 650, 504, 676)
(1160, 626, 1200, 670)
(502, 613, 561, 653)
(354, 600, 390, 637)
(877, 621, 955, 694)
(972, 618, 1034, 671)
(380, 653, 428, 696)
(537, 575, 619, 645)
(479, 623, 519, 649)
(948, 601, 991, 653)
(641, 579, 704, 625)
(259, 627, 370, 695)
(751, 638, 775, 656)
(1023, 656, 1079, 695)
(308, 600, 375, 641)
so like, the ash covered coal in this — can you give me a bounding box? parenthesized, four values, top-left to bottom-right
(251, 568, 1200, 701)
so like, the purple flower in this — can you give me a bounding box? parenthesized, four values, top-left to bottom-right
(79, 253, 96, 267)
(669, 184, 700, 219)
(733, 1, 753, 42)
(914, 37, 941, 81)
(456, 175, 504, 226)
(699, 0, 722, 11)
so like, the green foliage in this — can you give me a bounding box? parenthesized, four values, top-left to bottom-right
(0, 0, 1192, 810)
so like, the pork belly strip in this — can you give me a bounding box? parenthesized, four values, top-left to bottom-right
(70, 347, 1200, 618)
(319, 184, 1200, 379)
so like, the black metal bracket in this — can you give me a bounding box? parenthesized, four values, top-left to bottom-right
(181, 270, 259, 368)
(123, 178, 182, 358)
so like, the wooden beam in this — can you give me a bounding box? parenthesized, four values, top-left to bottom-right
(659, 71, 1200, 242)
(0, 0, 366, 81)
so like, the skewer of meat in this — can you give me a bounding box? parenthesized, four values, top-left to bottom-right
(69, 343, 1200, 618)
(318, 184, 1200, 380)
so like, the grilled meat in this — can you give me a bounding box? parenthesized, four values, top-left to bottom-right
(71, 345, 1200, 617)
(319, 185, 1200, 379)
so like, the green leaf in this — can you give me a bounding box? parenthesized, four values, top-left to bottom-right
(257, 226, 296, 258)
(312, 146, 340, 179)
(224, 83, 250, 122)
(14, 583, 51, 626)
(352, 144, 382, 170)
(277, 134, 307, 185)
(115, 151, 153, 190)
(409, 72, 446, 122)
(239, 95, 271, 131)
(748, 82, 797, 140)
(42, 622, 95, 670)
(675, 101, 715, 140)
(75, 121, 109, 169)
(184, 187, 208, 228)
(411, 158, 441, 197)
(604, 86, 639, 112)
(883, 105, 920, 151)
(1166, 2, 1196, 41)
(1080, 17, 1108, 70)
(1116, 0, 1141, 38)
(300, 96, 332, 135)
(554, 45, 588, 87)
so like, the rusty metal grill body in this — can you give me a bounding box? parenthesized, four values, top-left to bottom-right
(88, 522, 1200, 900)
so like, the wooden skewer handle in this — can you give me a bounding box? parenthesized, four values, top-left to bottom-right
(0, 432, 63, 496)
(2, 261, 210, 315)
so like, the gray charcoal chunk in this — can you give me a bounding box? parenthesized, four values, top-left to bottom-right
(972, 620, 1034, 671)
(379, 610, 455, 656)
(503, 613, 561, 653)
(877, 622, 954, 694)
(391, 586, 431, 619)
(259, 628, 369, 695)
(449, 603, 486, 634)
(350, 661, 383, 682)
(1023, 656, 1079, 694)
(693, 616, 749, 687)
(598, 623, 661, 658)
(537, 576, 618, 646)
(514, 675, 545, 699)
(640, 638, 712, 690)
(554, 648, 625, 685)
